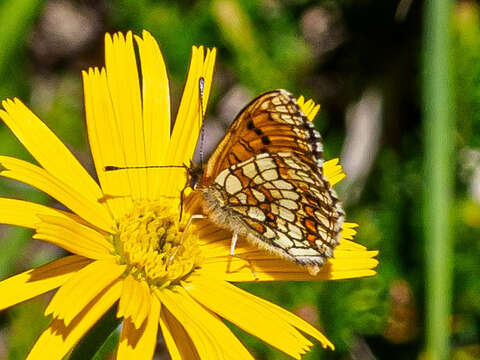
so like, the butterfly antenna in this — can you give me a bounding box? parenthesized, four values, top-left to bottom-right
(199, 77, 206, 167)
(104, 165, 185, 171)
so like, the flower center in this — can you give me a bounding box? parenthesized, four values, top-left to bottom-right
(113, 202, 202, 287)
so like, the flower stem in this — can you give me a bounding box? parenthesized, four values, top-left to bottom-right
(422, 0, 454, 359)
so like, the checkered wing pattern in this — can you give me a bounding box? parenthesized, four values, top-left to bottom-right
(203, 90, 324, 181)
(199, 90, 344, 267)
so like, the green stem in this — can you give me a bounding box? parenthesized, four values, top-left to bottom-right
(422, 0, 454, 359)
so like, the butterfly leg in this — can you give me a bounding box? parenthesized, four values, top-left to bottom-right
(227, 231, 258, 281)
(167, 214, 205, 265)
(181, 214, 205, 233)
(230, 231, 238, 256)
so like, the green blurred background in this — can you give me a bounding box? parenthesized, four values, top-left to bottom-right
(0, 0, 478, 359)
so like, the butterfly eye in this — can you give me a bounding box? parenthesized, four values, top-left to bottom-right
(190, 173, 200, 189)
(187, 165, 203, 190)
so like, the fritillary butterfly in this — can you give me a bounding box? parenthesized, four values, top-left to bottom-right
(192, 89, 345, 275)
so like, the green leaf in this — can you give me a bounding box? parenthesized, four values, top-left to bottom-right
(68, 306, 121, 360)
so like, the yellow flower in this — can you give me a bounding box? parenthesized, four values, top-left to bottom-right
(0, 30, 378, 359)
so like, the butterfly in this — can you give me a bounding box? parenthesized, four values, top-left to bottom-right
(191, 89, 345, 275)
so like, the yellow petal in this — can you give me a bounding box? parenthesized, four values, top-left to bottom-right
(162, 46, 216, 199)
(337, 239, 365, 250)
(26, 280, 122, 360)
(0, 198, 78, 228)
(185, 277, 314, 358)
(0, 156, 114, 232)
(155, 286, 254, 360)
(201, 254, 377, 282)
(105, 32, 147, 201)
(296, 95, 305, 107)
(159, 307, 201, 360)
(189, 276, 333, 351)
(117, 295, 160, 360)
(117, 274, 134, 319)
(340, 222, 360, 242)
(304, 100, 315, 116)
(235, 284, 334, 350)
(296, 96, 320, 121)
(33, 215, 114, 260)
(82, 67, 133, 218)
(45, 260, 126, 326)
(117, 275, 151, 329)
(0, 99, 105, 208)
(0, 255, 91, 311)
(323, 158, 346, 186)
(328, 254, 379, 271)
(134, 30, 171, 201)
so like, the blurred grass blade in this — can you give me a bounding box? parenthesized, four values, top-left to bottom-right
(211, 0, 287, 90)
(0, 0, 44, 100)
(422, 0, 454, 359)
(0, 0, 44, 74)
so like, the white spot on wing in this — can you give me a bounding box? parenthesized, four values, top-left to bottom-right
(281, 114, 295, 124)
(214, 169, 229, 186)
(252, 189, 266, 202)
(264, 227, 276, 239)
(271, 203, 279, 215)
(281, 190, 300, 200)
(279, 207, 295, 222)
(248, 207, 266, 222)
(284, 157, 302, 169)
(237, 192, 247, 204)
(225, 174, 242, 194)
(293, 239, 306, 247)
(279, 199, 298, 210)
(263, 182, 274, 189)
(287, 223, 303, 240)
(272, 180, 293, 190)
(276, 232, 294, 247)
(241, 162, 257, 179)
(272, 96, 282, 105)
(270, 190, 282, 199)
(256, 157, 276, 170)
(253, 175, 265, 185)
(263, 169, 279, 181)
(276, 217, 288, 232)
(288, 247, 320, 256)
(316, 213, 331, 228)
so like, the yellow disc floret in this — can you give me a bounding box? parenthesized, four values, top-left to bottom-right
(113, 202, 202, 288)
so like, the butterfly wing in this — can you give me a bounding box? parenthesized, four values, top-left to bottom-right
(199, 90, 344, 268)
(201, 152, 344, 267)
(202, 90, 324, 183)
